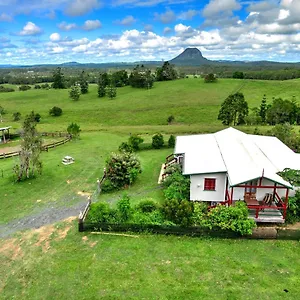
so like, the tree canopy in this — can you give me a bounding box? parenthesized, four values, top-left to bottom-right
(156, 61, 178, 81)
(52, 67, 65, 89)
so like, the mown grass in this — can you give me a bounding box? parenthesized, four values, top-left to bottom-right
(1, 220, 300, 299)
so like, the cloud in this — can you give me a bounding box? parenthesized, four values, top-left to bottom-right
(202, 0, 241, 17)
(50, 33, 61, 42)
(46, 10, 56, 19)
(0, 13, 13, 22)
(115, 15, 137, 26)
(154, 9, 176, 24)
(247, 1, 277, 12)
(82, 20, 102, 31)
(58, 21, 77, 31)
(163, 27, 172, 35)
(64, 0, 102, 16)
(111, 0, 194, 7)
(144, 24, 153, 31)
(19, 22, 42, 36)
(178, 9, 199, 20)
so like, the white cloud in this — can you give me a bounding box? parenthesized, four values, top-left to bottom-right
(19, 22, 42, 36)
(82, 20, 102, 31)
(154, 9, 176, 24)
(115, 15, 137, 26)
(0, 13, 13, 22)
(65, 0, 102, 16)
(50, 33, 61, 42)
(202, 0, 241, 17)
(58, 21, 77, 31)
(178, 9, 198, 20)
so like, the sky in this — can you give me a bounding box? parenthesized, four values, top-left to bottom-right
(0, 0, 299, 65)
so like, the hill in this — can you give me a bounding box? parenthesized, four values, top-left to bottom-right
(170, 48, 210, 66)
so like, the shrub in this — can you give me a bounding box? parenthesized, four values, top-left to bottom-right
(118, 142, 133, 153)
(49, 106, 63, 117)
(88, 202, 111, 223)
(12, 112, 21, 121)
(69, 84, 80, 101)
(205, 202, 256, 235)
(192, 202, 209, 226)
(286, 190, 300, 224)
(128, 135, 143, 151)
(100, 178, 115, 193)
(161, 198, 194, 226)
(152, 133, 164, 149)
(67, 122, 81, 139)
(163, 171, 190, 201)
(167, 115, 174, 124)
(34, 113, 41, 123)
(34, 84, 41, 89)
(136, 199, 158, 213)
(168, 135, 175, 148)
(41, 83, 50, 89)
(0, 86, 14, 92)
(117, 194, 132, 222)
(19, 85, 31, 91)
(130, 210, 165, 225)
(104, 151, 141, 190)
(204, 73, 217, 83)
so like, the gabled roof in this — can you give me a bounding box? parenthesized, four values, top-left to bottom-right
(175, 127, 294, 188)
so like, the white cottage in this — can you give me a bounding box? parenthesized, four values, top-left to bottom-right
(163, 127, 300, 223)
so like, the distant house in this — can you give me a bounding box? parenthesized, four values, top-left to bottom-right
(162, 128, 300, 223)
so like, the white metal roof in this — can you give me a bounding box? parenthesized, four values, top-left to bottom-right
(0, 126, 11, 131)
(175, 127, 294, 188)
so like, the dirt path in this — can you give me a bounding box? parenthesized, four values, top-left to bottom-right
(0, 145, 20, 154)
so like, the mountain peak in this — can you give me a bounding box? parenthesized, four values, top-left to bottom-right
(170, 48, 209, 66)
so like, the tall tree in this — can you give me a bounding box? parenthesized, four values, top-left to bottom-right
(79, 71, 89, 94)
(259, 94, 267, 123)
(69, 84, 80, 101)
(106, 85, 117, 99)
(98, 72, 108, 97)
(129, 65, 154, 89)
(156, 61, 178, 81)
(14, 111, 42, 181)
(52, 67, 65, 89)
(218, 92, 249, 125)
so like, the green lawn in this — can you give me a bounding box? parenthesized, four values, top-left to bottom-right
(1, 220, 299, 299)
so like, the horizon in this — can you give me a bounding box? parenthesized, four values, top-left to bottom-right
(0, 0, 300, 65)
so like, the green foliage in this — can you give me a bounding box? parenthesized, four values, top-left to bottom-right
(128, 134, 144, 151)
(233, 71, 244, 79)
(104, 152, 141, 190)
(12, 112, 21, 121)
(0, 86, 14, 92)
(278, 168, 300, 186)
(167, 115, 175, 124)
(88, 202, 111, 223)
(97, 72, 108, 97)
(130, 210, 165, 225)
(52, 67, 65, 89)
(152, 133, 164, 149)
(156, 61, 178, 81)
(204, 73, 217, 83)
(192, 202, 209, 226)
(259, 95, 267, 123)
(106, 85, 117, 99)
(111, 70, 129, 87)
(286, 191, 300, 224)
(41, 83, 50, 89)
(129, 65, 154, 89)
(49, 106, 62, 117)
(79, 71, 89, 94)
(117, 194, 132, 222)
(161, 198, 194, 226)
(67, 122, 81, 139)
(34, 84, 41, 89)
(69, 84, 81, 101)
(205, 202, 256, 235)
(136, 199, 158, 213)
(19, 85, 31, 91)
(218, 92, 249, 125)
(118, 142, 133, 153)
(34, 113, 41, 123)
(163, 171, 190, 201)
(100, 178, 115, 193)
(168, 135, 175, 148)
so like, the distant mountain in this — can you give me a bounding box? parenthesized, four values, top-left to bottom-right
(170, 48, 210, 66)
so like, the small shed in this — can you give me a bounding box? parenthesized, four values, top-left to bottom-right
(0, 126, 11, 143)
(62, 156, 75, 165)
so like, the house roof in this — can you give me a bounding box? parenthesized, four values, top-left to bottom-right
(175, 127, 294, 188)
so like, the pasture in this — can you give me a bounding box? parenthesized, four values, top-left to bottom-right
(1, 77, 300, 299)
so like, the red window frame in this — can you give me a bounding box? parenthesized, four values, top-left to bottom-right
(204, 178, 216, 191)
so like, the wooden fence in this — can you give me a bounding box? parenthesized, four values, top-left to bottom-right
(0, 132, 72, 160)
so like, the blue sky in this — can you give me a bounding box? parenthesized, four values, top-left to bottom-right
(0, 0, 299, 65)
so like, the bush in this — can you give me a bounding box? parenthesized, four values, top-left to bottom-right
(117, 194, 132, 222)
(167, 115, 174, 124)
(163, 171, 190, 201)
(130, 210, 165, 225)
(286, 190, 300, 224)
(205, 202, 256, 235)
(12, 112, 21, 121)
(136, 199, 158, 213)
(34, 113, 41, 123)
(34, 84, 41, 89)
(19, 85, 31, 91)
(118, 142, 133, 153)
(41, 83, 50, 89)
(128, 135, 144, 151)
(204, 73, 217, 83)
(49, 106, 63, 117)
(168, 135, 175, 148)
(100, 178, 115, 193)
(104, 151, 141, 190)
(88, 202, 111, 223)
(0, 86, 14, 92)
(152, 133, 164, 149)
(161, 198, 194, 226)
(67, 122, 81, 139)
(192, 202, 209, 226)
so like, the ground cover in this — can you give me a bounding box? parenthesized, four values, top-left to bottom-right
(0, 219, 300, 299)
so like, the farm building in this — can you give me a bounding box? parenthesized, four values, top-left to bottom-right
(162, 127, 300, 223)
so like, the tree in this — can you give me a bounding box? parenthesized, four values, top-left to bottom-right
(204, 73, 217, 83)
(128, 135, 144, 151)
(167, 115, 175, 124)
(49, 106, 62, 116)
(52, 67, 65, 89)
(218, 92, 249, 125)
(259, 94, 267, 123)
(69, 84, 80, 101)
(129, 65, 154, 89)
(97, 72, 107, 97)
(13, 112, 21, 121)
(14, 111, 42, 181)
(79, 71, 89, 94)
(111, 70, 129, 87)
(152, 133, 164, 149)
(106, 85, 117, 99)
(156, 61, 178, 81)
(233, 71, 244, 79)
(34, 113, 41, 123)
(67, 123, 81, 139)
(168, 135, 176, 148)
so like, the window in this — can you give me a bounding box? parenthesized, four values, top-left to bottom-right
(204, 178, 216, 191)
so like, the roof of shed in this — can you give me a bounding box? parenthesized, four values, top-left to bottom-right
(175, 127, 294, 188)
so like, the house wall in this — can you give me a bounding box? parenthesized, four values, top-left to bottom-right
(190, 173, 227, 201)
(231, 178, 288, 201)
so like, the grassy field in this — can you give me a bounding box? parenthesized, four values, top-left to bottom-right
(1, 219, 300, 299)
(1, 78, 300, 299)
